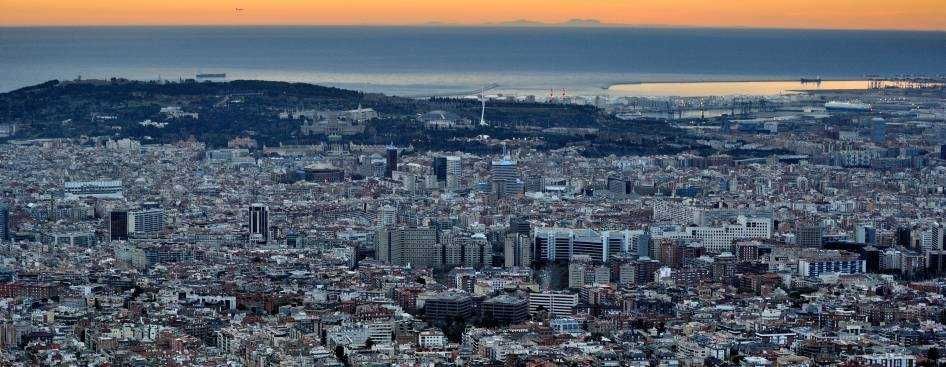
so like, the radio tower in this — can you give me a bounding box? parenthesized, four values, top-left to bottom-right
(479, 94, 488, 126)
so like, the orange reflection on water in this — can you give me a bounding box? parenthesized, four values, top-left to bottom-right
(608, 80, 869, 97)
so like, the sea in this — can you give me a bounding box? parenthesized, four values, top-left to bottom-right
(1, 26, 944, 97)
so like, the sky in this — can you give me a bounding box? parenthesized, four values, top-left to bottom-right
(1, 0, 945, 31)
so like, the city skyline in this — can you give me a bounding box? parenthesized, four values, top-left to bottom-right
(2, 0, 946, 31)
(2, 1, 946, 365)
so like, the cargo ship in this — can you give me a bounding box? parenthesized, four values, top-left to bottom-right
(196, 73, 226, 79)
(824, 101, 871, 112)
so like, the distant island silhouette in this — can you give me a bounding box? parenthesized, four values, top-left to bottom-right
(419, 18, 682, 28)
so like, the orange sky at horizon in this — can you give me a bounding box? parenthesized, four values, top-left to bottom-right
(1, 0, 945, 31)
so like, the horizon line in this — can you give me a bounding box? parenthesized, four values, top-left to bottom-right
(1, 23, 944, 33)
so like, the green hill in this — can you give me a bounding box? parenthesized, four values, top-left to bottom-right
(0, 79, 692, 156)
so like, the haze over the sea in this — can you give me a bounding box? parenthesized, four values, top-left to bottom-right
(1, 26, 944, 95)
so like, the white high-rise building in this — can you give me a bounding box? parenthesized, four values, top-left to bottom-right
(128, 208, 164, 236)
(920, 226, 944, 251)
(446, 156, 462, 192)
(446, 156, 462, 176)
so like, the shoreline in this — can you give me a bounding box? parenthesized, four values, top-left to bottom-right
(606, 78, 867, 89)
(0, 76, 875, 97)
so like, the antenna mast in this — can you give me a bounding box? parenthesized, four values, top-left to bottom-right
(479, 92, 488, 126)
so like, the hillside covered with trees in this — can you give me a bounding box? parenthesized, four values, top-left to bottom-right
(0, 79, 694, 156)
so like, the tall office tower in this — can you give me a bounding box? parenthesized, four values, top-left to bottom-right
(928, 226, 945, 251)
(0, 204, 9, 242)
(446, 156, 462, 191)
(109, 209, 129, 241)
(490, 150, 521, 198)
(629, 230, 651, 259)
(432, 156, 447, 183)
(385, 145, 398, 178)
(379, 204, 397, 228)
(249, 204, 269, 243)
(871, 118, 886, 144)
(855, 223, 877, 245)
(504, 233, 532, 268)
(464, 233, 492, 269)
(128, 208, 164, 237)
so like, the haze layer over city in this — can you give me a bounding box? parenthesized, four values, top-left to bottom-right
(1, 1, 946, 366)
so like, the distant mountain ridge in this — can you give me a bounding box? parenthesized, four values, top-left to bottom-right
(489, 18, 607, 27)
(420, 18, 612, 27)
(420, 18, 679, 28)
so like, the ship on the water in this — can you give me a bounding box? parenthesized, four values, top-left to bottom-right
(824, 101, 871, 111)
(196, 73, 226, 79)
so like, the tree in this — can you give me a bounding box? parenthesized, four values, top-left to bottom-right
(925, 347, 942, 367)
(443, 315, 468, 342)
(333, 345, 349, 367)
(729, 349, 744, 365)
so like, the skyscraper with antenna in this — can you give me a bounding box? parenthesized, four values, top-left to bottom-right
(491, 144, 521, 199)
